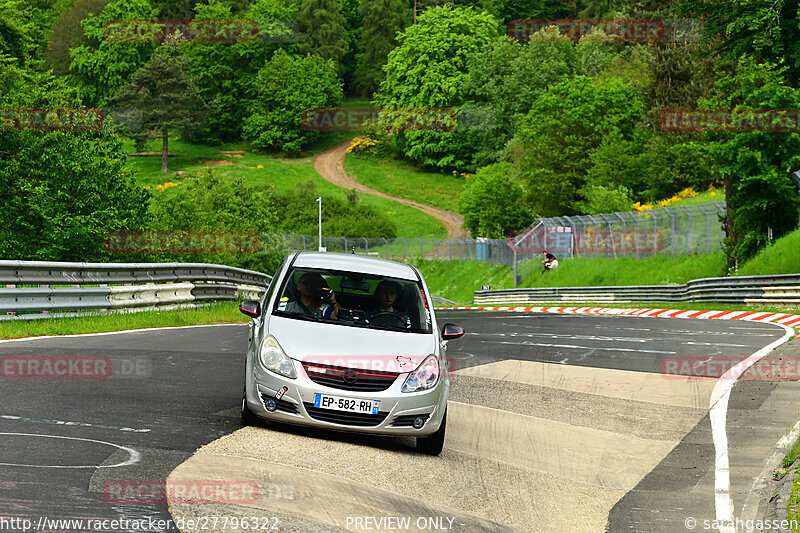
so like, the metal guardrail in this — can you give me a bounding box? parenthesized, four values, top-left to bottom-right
(0, 260, 272, 319)
(474, 274, 800, 306)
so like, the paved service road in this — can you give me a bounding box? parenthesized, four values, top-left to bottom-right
(0, 312, 797, 533)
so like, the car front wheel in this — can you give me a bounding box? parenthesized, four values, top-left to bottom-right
(416, 409, 446, 455)
(241, 390, 260, 426)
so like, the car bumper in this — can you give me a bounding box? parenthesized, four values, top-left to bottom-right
(245, 363, 448, 437)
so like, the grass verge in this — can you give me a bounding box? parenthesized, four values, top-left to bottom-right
(126, 138, 446, 239)
(0, 303, 249, 340)
(413, 258, 515, 304)
(737, 229, 800, 276)
(344, 154, 466, 212)
(521, 253, 728, 288)
(789, 469, 800, 532)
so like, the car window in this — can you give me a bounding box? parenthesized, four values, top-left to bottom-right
(272, 267, 432, 334)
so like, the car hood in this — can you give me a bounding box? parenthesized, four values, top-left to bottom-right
(268, 316, 436, 373)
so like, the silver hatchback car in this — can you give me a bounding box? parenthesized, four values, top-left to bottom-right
(238, 252, 464, 455)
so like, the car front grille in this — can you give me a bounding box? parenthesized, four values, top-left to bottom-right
(303, 403, 389, 427)
(260, 393, 298, 414)
(301, 362, 399, 392)
(390, 413, 431, 427)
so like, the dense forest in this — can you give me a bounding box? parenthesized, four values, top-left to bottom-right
(1, 0, 799, 270)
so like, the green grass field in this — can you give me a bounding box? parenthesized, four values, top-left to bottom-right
(736, 228, 800, 276)
(666, 188, 725, 207)
(0, 303, 248, 340)
(344, 154, 466, 212)
(415, 228, 800, 303)
(125, 138, 447, 239)
(522, 253, 728, 288)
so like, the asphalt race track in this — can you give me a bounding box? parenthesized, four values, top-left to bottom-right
(0, 311, 797, 533)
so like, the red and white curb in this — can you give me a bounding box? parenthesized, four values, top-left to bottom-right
(435, 305, 800, 337)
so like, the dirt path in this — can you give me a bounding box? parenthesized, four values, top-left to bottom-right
(314, 140, 468, 239)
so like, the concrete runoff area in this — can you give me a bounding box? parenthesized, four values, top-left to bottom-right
(169, 358, 719, 532)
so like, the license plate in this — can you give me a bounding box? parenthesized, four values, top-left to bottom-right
(314, 393, 380, 415)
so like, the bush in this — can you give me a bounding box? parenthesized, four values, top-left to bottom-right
(0, 128, 149, 261)
(272, 181, 396, 238)
(243, 49, 343, 153)
(458, 162, 532, 238)
(146, 170, 285, 273)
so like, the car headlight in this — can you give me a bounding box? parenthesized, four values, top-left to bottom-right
(259, 336, 296, 379)
(401, 355, 440, 393)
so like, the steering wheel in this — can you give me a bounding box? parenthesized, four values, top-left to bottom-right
(367, 312, 407, 329)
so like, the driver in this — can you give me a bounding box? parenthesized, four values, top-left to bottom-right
(365, 280, 410, 329)
(285, 272, 340, 319)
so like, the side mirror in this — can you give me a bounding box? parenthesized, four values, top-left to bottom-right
(441, 323, 465, 341)
(239, 300, 261, 319)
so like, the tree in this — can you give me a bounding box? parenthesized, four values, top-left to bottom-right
(375, 5, 499, 169)
(465, 29, 577, 166)
(294, 0, 349, 65)
(696, 57, 800, 266)
(184, 0, 297, 143)
(111, 37, 205, 172)
(44, 0, 107, 76)
(243, 49, 343, 153)
(512, 76, 648, 216)
(0, 0, 35, 95)
(147, 171, 285, 272)
(0, 0, 34, 67)
(338, 0, 362, 92)
(678, 0, 800, 84)
(68, 0, 157, 106)
(0, 128, 149, 261)
(355, 0, 411, 96)
(272, 181, 397, 238)
(458, 163, 532, 238)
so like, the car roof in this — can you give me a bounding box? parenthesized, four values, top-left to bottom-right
(290, 252, 419, 281)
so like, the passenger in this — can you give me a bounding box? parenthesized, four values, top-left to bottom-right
(365, 280, 411, 329)
(285, 272, 340, 319)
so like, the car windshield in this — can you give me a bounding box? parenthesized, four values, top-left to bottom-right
(272, 267, 432, 334)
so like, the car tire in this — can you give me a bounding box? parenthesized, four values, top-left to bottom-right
(241, 390, 260, 427)
(416, 409, 446, 456)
